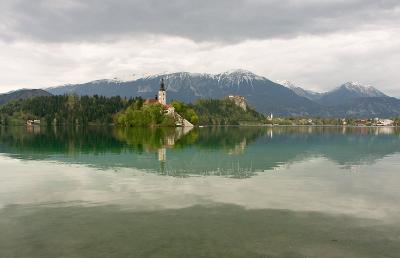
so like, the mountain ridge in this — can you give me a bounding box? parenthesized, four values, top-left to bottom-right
(46, 70, 320, 116)
(0, 89, 52, 106)
(317, 82, 388, 106)
(44, 70, 399, 117)
(278, 80, 323, 101)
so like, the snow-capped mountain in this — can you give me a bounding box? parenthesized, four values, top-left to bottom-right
(283, 80, 389, 106)
(317, 82, 388, 106)
(279, 80, 322, 101)
(338, 82, 386, 97)
(46, 69, 318, 116)
(45, 70, 399, 117)
(217, 69, 266, 86)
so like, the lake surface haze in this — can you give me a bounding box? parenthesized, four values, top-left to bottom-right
(1, 126, 400, 258)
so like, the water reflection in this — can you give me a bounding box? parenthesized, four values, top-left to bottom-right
(1, 126, 400, 257)
(0, 126, 399, 177)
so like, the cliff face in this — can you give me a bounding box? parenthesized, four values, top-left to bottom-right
(228, 95, 247, 111)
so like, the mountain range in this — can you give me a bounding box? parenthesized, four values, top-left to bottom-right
(0, 89, 52, 106)
(280, 81, 388, 105)
(1, 69, 399, 117)
(279, 80, 400, 117)
(47, 70, 321, 116)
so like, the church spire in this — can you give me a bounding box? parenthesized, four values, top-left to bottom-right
(158, 78, 167, 105)
(160, 78, 166, 91)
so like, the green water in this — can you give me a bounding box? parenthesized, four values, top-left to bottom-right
(1, 126, 400, 258)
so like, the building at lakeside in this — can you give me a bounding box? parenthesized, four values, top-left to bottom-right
(145, 78, 193, 127)
(145, 78, 175, 115)
(374, 118, 394, 126)
(158, 78, 167, 105)
(354, 118, 395, 126)
(26, 119, 40, 126)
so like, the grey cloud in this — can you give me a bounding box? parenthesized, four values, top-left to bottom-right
(1, 0, 400, 43)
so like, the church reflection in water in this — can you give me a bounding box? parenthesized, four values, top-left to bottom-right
(0, 125, 399, 178)
(158, 126, 194, 162)
(156, 127, 194, 175)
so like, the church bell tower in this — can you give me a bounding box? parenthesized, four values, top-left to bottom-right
(158, 78, 166, 105)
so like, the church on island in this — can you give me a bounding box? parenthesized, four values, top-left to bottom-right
(145, 79, 193, 127)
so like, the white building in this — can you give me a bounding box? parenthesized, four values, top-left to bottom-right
(378, 119, 394, 126)
(158, 78, 167, 105)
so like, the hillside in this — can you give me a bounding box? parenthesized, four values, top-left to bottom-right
(0, 95, 131, 125)
(283, 81, 400, 117)
(329, 97, 400, 118)
(316, 82, 387, 106)
(279, 80, 322, 101)
(0, 94, 265, 126)
(42, 70, 400, 118)
(0, 89, 52, 106)
(191, 99, 265, 125)
(47, 70, 320, 116)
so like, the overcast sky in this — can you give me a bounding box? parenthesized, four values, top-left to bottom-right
(1, 0, 400, 96)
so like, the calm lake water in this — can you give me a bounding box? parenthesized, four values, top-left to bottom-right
(1, 126, 400, 258)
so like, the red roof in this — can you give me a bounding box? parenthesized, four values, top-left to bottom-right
(144, 99, 174, 109)
(144, 99, 159, 104)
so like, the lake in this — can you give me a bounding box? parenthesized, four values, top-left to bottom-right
(1, 126, 400, 258)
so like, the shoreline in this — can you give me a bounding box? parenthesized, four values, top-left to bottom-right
(1, 124, 399, 129)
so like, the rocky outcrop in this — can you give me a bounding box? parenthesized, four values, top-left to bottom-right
(227, 95, 247, 111)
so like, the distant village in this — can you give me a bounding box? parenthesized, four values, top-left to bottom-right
(265, 116, 396, 127)
(227, 95, 397, 127)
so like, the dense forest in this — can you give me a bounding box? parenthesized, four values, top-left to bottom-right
(190, 99, 265, 125)
(1, 95, 399, 127)
(0, 95, 266, 126)
(101, 98, 265, 126)
(170, 100, 199, 125)
(115, 98, 176, 127)
(0, 95, 134, 125)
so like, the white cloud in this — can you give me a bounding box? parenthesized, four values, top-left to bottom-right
(2, 0, 399, 43)
(1, 0, 400, 96)
(1, 28, 399, 96)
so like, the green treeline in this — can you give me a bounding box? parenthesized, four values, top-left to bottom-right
(0, 95, 134, 126)
(171, 100, 199, 124)
(191, 99, 265, 125)
(1, 94, 400, 127)
(115, 98, 176, 127)
(0, 95, 265, 126)
(115, 99, 264, 127)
